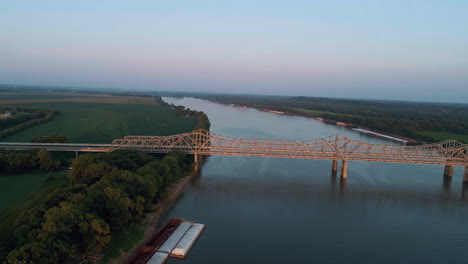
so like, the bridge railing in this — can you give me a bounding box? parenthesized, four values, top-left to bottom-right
(108, 129, 468, 165)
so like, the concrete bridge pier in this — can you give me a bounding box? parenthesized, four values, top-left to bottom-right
(75, 151, 79, 158)
(464, 166, 468, 183)
(194, 153, 200, 171)
(332, 160, 338, 173)
(444, 165, 454, 177)
(341, 160, 348, 179)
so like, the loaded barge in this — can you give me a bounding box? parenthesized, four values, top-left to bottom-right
(128, 218, 205, 264)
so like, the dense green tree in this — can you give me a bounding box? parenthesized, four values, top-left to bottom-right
(42, 198, 111, 253)
(164, 156, 182, 182)
(44, 184, 87, 208)
(7, 241, 59, 264)
(69, 154, 96, 184)
(147, 160, 171, 189)
(14, 206, 47, 246)
(0, 153, 8, 172)
(77, 162, 118, 185)
(36, 149, 59, 172)
(77, 213, 111, 251)
(6, 152, 36, 170)
(32, 135, 69, 143)
(4, 150, 193, 262)
(95, 150, 154, 171)
(137, 165, 161, 201)
(167, 151, 188, 172)
(85, 186, 135, 230)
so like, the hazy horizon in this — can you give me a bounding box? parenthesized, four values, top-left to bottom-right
(1, 1, 467, 103)
(4, 83, 468, 105)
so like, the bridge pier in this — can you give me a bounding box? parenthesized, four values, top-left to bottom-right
(464, 166, 468, 183)
(75, 151, 79, 158)
(194, 154, 200, 171)
(340, 160, 348, 179)
(332, 160, 338, 173)
(444, 165, 454, 177)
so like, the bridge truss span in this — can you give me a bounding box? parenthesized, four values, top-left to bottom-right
(1, 129, 467, 180)
(110, 129, 468, 166)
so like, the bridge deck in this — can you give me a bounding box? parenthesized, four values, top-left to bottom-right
(1, 129, 467, 166)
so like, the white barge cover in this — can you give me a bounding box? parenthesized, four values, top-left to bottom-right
(171, 223, 206, 258)
(158, 222, 192, 253)
(146, 252, 169, 264)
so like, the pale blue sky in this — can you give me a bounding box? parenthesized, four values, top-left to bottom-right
(1, 0, 467, 102)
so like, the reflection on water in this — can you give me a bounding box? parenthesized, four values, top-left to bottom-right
(443, 175, 452, 195)
(161, 97, 468, 264)
(461, 182, 468, 201)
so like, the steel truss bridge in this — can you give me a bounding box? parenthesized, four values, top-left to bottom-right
(1, 129, 467, 180)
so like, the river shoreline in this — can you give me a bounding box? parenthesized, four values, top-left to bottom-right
(110, 168, 200, 264)
(187, 96, 416, 144)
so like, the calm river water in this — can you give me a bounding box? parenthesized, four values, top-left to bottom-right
(161, 97, 468, 264)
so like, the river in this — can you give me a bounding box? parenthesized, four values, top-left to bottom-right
(161, 97, 468, 264)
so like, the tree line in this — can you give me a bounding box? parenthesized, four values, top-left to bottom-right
(31, 135, 70, 143)
(0, 108, 60, 140)
(161, 101, 211, 130)
(0, 149, 61, 173)
(0, 149, 194, 264)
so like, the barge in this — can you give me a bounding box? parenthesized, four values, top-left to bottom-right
(261, 109, 285, 114)
(352, 128, 409, 144)
(171, 223, 206, 258)
(127, 218, 183, 264)
(128, 218, 205, 264)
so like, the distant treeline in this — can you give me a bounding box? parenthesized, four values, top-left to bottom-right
(198, 95, 468, 143)
(0, 108, 59, 140)
(1, 149, 193, 264)
(162, 102, 211, 130)
(31, 135, 70, 143)
(0, 149, 61, 173)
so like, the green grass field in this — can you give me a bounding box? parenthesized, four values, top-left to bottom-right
(420, 131, 468, 143)
(3, 102, 199, 143)
(0, 90, 95, 101)
(286, 107, 360, 118)
(0, 171, 69, 244)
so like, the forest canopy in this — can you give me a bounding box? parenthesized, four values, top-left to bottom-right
(1, 149, 194, 264)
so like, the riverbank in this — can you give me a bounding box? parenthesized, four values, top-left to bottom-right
(192, 97, 415, 144)
(108, 167, 201, 264)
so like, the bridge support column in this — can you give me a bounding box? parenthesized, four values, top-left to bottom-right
(332, 160, 338, 173)
(194, 154, 200, 171)
(341, 160, 348, 179)
(444, 165, 454, 177)
(75, 151, 79, 158)
(464, 166, 468, 183)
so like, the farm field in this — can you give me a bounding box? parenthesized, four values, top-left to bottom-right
(420, 131, 468, 144)
(0, 89, 101, 100)
(2, 102, 199, 143)
(286, 107, 360, 119)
